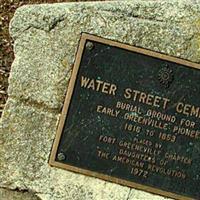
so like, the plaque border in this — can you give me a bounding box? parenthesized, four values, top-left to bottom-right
(49, 33, 200, 200)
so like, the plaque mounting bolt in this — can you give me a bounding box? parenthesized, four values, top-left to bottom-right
(57, 152, 66, 161)
(86, 41, 94, 50)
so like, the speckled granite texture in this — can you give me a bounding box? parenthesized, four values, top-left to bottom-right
(1, 0, 200, 199)
(0, 188, 40, 200)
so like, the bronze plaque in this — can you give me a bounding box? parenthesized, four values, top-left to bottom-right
(49, 33, 200, 200)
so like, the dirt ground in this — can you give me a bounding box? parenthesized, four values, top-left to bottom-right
(0, 0, 105, 117)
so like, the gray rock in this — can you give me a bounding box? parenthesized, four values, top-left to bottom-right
(0, 188, 41, 200)
(8, 0, 200, 110)
(1, 0, 200, 199)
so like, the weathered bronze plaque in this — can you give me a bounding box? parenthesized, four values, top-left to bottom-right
(49, 33, 200, 200)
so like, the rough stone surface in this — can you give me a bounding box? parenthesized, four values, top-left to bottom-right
(0, 188, 41, 200)
(1, 0, 200, 200)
